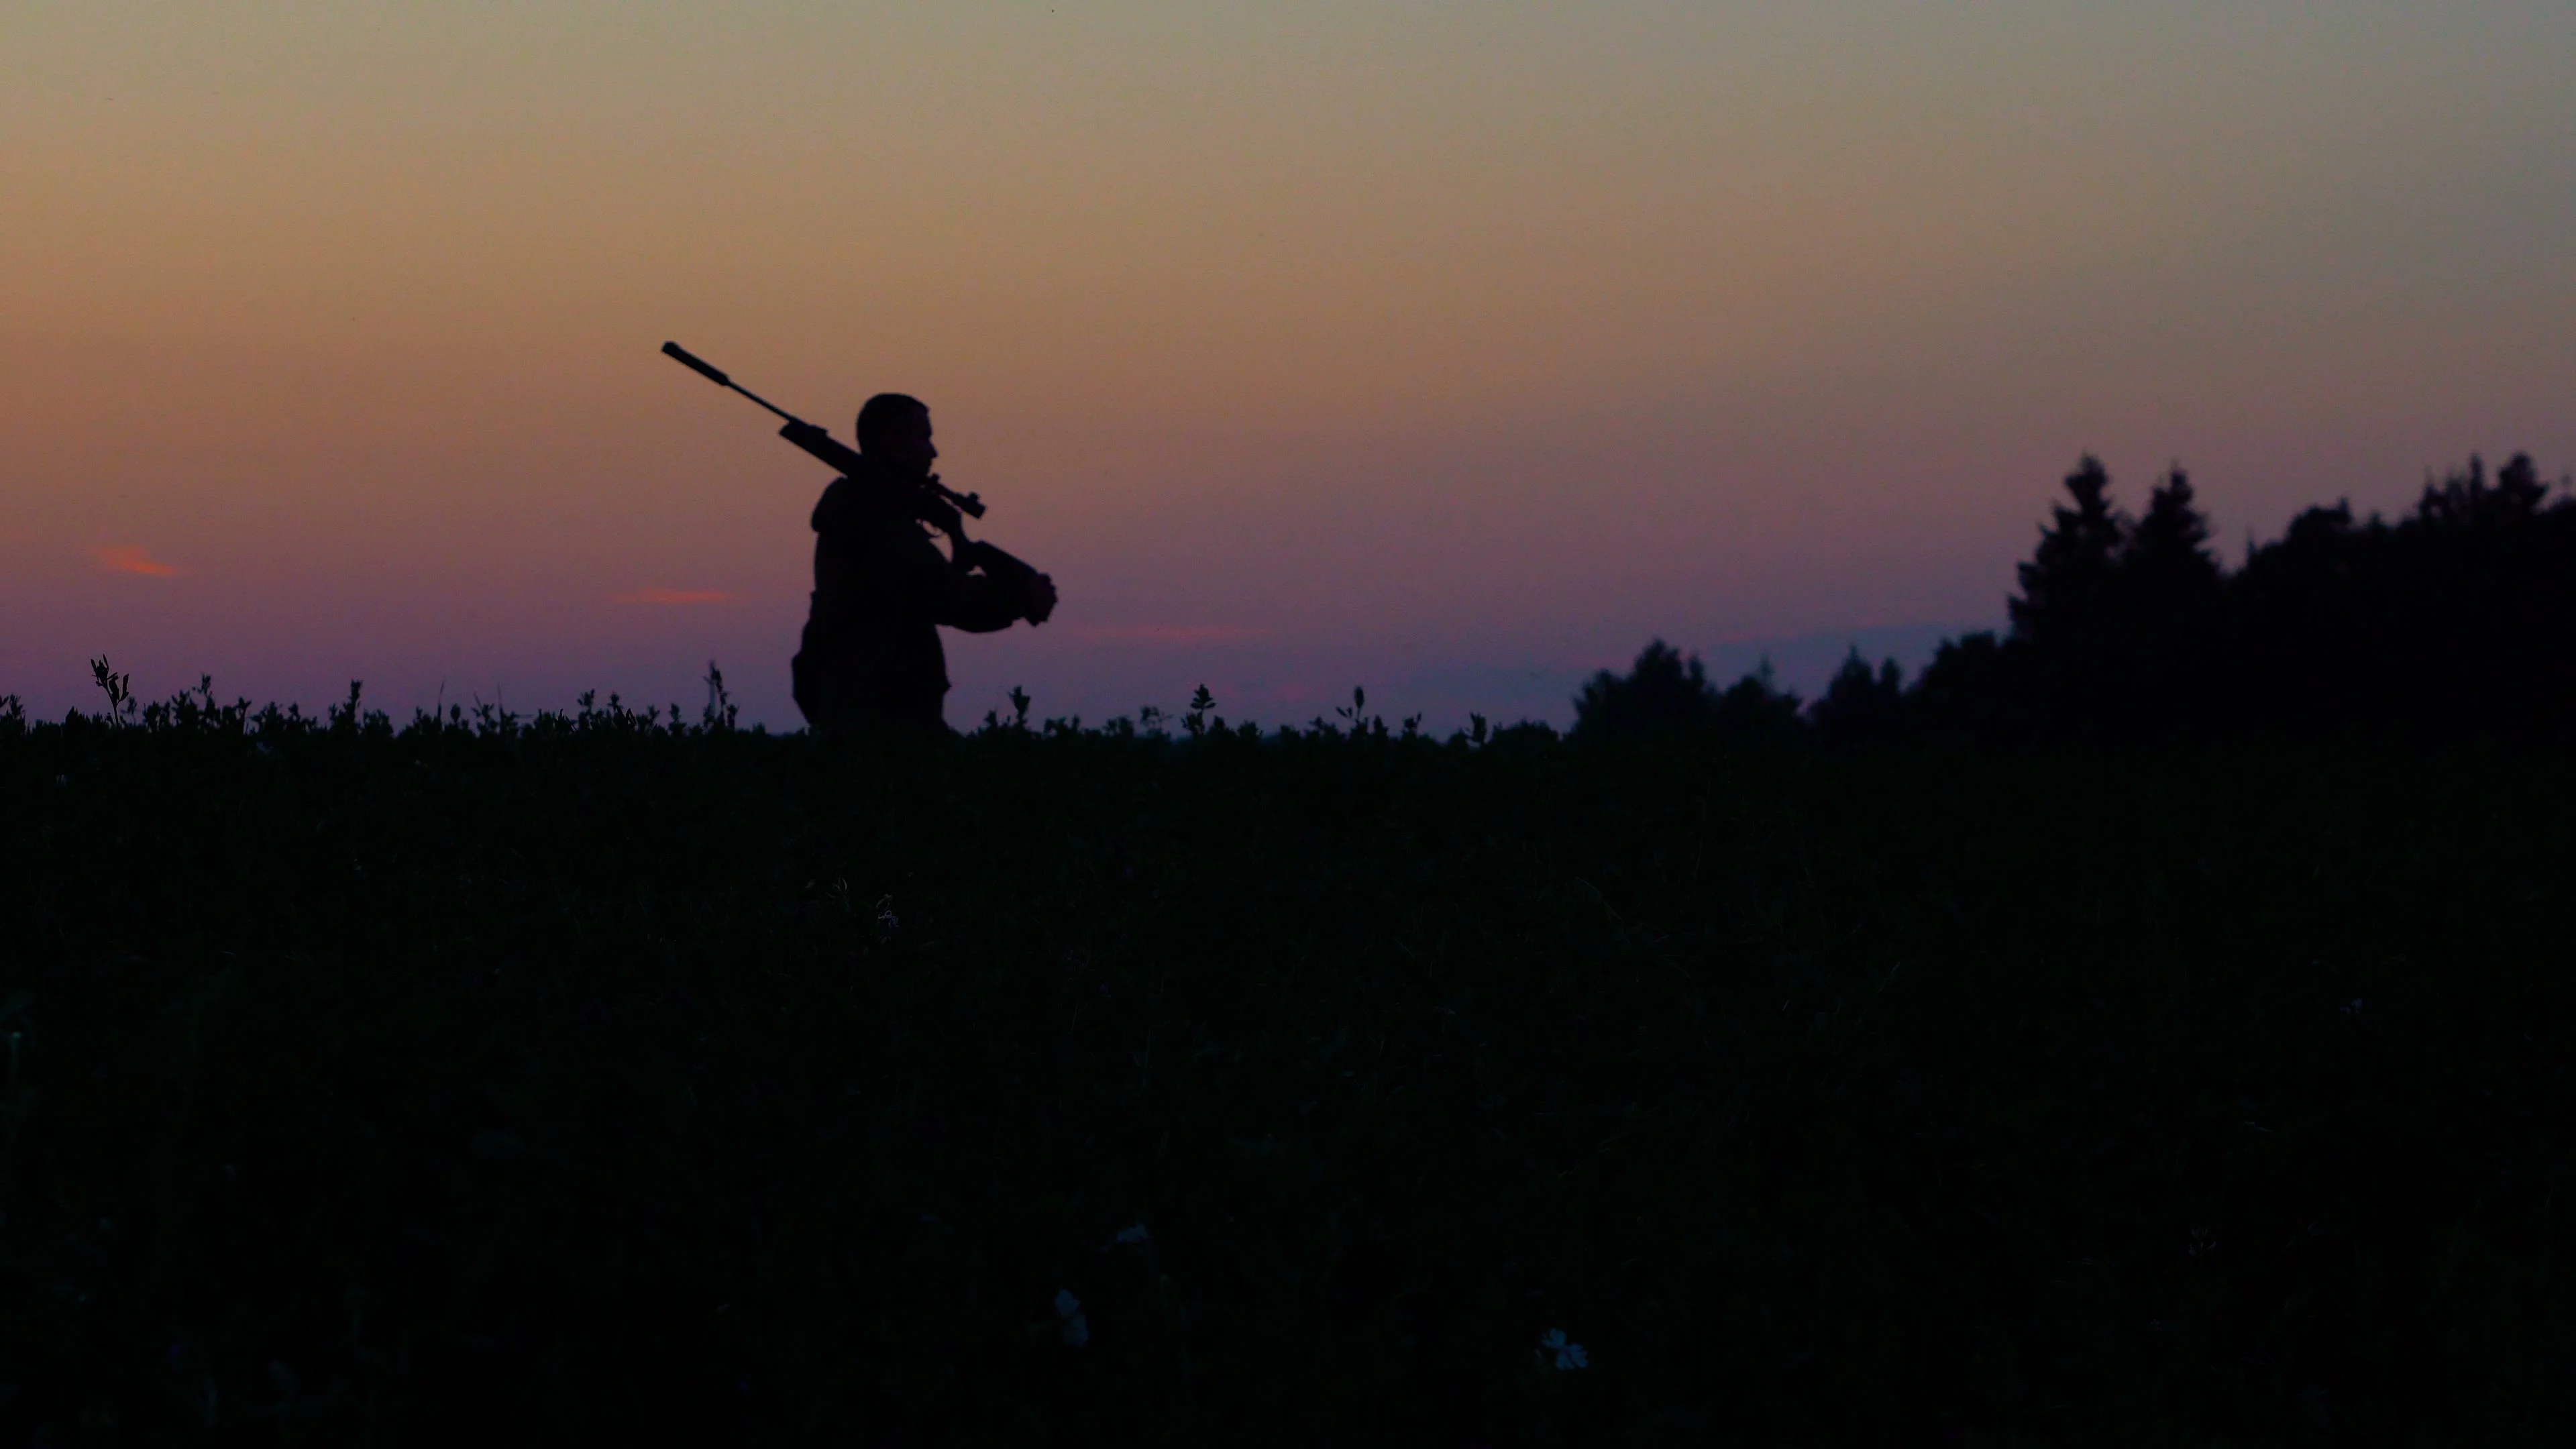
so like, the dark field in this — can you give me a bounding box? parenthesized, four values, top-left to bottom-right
(3, 702, 2570, 1444)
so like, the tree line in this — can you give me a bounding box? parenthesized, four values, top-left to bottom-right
(1575, 452, 2576, 746)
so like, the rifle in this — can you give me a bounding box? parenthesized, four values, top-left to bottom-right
(659, 341, 1049, 610)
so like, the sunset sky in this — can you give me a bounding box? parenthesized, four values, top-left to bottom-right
(7, 2, 2571, 729)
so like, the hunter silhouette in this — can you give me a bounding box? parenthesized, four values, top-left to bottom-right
(790, 394, 1057, 734)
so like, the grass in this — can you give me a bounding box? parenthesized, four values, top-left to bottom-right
(2, 694, 2570, 1443)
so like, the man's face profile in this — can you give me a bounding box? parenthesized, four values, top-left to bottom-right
(880, 410, 938, 478)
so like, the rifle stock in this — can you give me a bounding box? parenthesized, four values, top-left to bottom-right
(963, 539, 1053, 624)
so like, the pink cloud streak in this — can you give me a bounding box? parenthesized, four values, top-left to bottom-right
(93, 545, 180, 576)
(1067, 625, 1263, 645)
(612, 588, 735, 605)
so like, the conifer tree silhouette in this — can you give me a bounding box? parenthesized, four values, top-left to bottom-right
(2106, 466, 2224, 734)
(1597, 449, 2570, 747)
(2122, 467, 2222, 604)
(2220, 451, 2575, 741)
(1572, 641, 1803, 743)
(1572, 641, 1716, 740)
(2010, 455, 2127, 651)
(2006, 455, 2132, 732)
(1809, 649, 1907, 745)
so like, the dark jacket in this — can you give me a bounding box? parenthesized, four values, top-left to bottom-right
(792, 460, 1026, 733)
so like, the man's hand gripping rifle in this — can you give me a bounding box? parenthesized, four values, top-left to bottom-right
(660, 341, 1055, 624)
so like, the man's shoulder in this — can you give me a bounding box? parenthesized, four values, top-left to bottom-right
(812, 469, 913, 535)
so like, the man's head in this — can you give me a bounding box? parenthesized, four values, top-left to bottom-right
(857, 393, 936, 478)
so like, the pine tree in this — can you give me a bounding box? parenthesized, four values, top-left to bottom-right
(2009, 455, 2127, 650)
(2106, 466, 2224, 733)
(1809, 649, 1907, 743)
(2123, 467, 2222, 599)
(1571, 641, 1716, 739)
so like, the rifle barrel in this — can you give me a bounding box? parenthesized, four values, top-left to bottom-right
(661, 341, 796, 424)
(660, 341, 728, 386)
(661, 341, 990, 521)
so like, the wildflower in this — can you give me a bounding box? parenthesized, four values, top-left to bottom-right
(1115, 1223, 1151, 1246)
(1055, 1288, 1089, 1347)
(1538, 1328, 1588, 1371)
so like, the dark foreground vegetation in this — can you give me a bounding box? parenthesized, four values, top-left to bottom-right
(7, 450, 2573, 1443)
(4, 689, 2571, 1444)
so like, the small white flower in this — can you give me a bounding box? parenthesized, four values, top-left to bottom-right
(1115, 1223, 1151, 1246)
(1538, 1328, 1588, 1371)
(1055, 1289, 1089, 1348)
